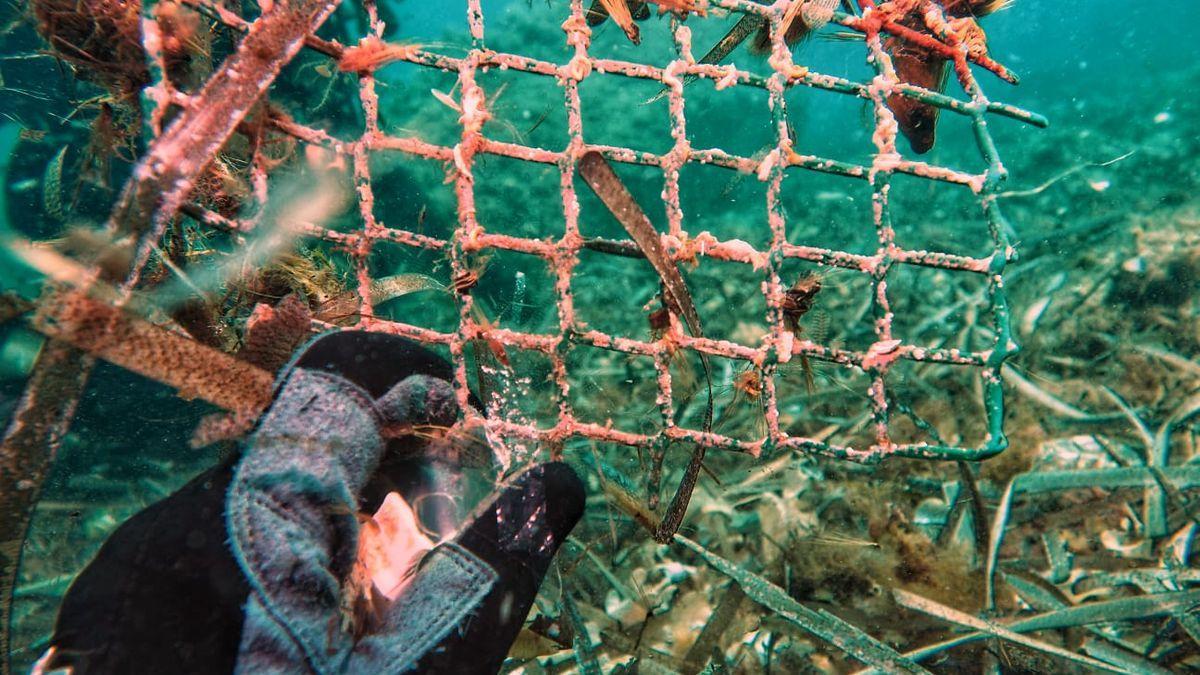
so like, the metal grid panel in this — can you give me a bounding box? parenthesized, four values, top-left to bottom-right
(145, 0, 1046, 465)
(220, 0, 1043, 464)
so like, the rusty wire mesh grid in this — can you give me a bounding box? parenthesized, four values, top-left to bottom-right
(169, 0, 1048, 465)
(0, 2, 1053, 664)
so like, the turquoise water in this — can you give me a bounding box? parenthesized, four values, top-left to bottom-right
(2, 1, 1197, 672)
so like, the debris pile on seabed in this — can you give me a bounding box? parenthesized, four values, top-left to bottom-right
(1, 0, 1199, 672)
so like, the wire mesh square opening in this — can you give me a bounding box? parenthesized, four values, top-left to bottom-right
(473, 153, 564, 239)
(667, 348, 722, 434)
(367, 152, 457, 240)
(781, 170, 876, 255)
(783, 85, 876, 168)
(575, 161, 668, 239)
(476, 67, 570, 151)
(471, 248, 559, 335)
(578, 72, 675, 156)
(686, 257, 768, 346)
(367, 241, 457, 332)
(886, 359, 990, 450)
(679, 161, 772, 250)
(470, 344, 559, 431)
(686, 15, 776, 81)
(776, 258, 877, 353)
(566, 345, 663, 437)
(683, 80, 776, 158)
(571, 248, 661, 341)
(374, 62, 464, 148)
(793, 30, 875, 80)
(578, 12, 678, 64)
(887, 262, 993, 355)
(774, 359, 873, 448)
(908, 102, 987, 172)
(574, 440, 653, 507)
(886, 171, 994, 258)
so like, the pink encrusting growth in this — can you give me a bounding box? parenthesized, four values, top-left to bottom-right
(61, 1, 1039, 507)
(192, 1, 1017, 461)
(164, 0, 1036, 466)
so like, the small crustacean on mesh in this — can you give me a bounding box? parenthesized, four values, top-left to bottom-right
(451, 252, 491, 296)
(713, 364, 768, 439)
(647, 302, 672, 340)
(468, 307, 512, 386)
(645, 293, 700, 394)
(452, 268, 480, 295)
(77, 100, 140, 189)
(781, 271, 823, 334)
(448, 255, 509, 369)
(733, 366, 764, 401)
(431, 84, 495, 131)
(781, 271, 825, 393)
(429, 82, 506, 181)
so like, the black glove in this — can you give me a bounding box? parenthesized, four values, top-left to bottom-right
(43, 331, 585, 674)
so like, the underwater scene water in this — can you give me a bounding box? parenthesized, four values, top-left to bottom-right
(0, 1, 1197, 672)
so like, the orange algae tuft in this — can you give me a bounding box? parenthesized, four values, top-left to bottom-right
(338, 36, 422, 74)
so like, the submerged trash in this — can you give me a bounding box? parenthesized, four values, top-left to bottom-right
(3, 0, 1197, 672)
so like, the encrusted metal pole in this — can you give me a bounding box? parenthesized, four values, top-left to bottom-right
(112, 0, 347, 293)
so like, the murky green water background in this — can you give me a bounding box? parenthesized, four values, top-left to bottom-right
(2, 1, 1197, 671)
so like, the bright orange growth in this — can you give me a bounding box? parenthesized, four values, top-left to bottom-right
(598, 0, 640, 44)
(338, 36, 421, 74)
(650, 0, 708, 17)
(945, 15, 990, 59)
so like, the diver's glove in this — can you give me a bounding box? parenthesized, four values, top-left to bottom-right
(227, 331, 585, 674)
(43, 331, 584, 675)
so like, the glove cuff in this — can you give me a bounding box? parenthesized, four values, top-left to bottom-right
(350, 542, 497, 673)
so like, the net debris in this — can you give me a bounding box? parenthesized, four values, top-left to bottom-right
(3, 1, 1053, 664)
(13, 0, 1048, 529)
(128, 0, 1042, 463)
